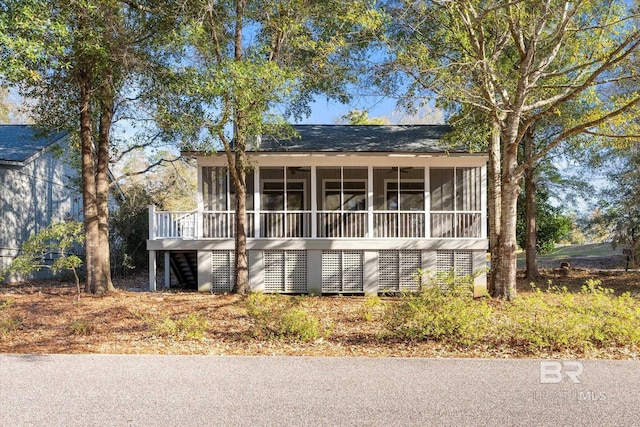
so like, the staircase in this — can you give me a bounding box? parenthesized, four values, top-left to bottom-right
(169, 251, 198, 289)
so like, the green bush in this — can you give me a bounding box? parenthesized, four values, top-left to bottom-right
(151, 313, 208, 341)
(384, 282, 493, 345)
(246, 293, 330, 341)
(502, 280, 640, 352)
(359, 295, 385, 322)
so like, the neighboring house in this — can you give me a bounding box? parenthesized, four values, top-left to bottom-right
(0, 125, 82, 281)
(147, 125, 488, 294)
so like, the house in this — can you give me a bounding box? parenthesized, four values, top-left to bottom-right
(147, 125, 488, 294)
(0, 125, 83, 281)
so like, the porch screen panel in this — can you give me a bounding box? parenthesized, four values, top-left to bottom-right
(202, 167, 227, 211)
(211, 250, 234, 292)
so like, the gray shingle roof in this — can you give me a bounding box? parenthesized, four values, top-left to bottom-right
(256, 124, 459, 153)
(0, 125, 67, 164)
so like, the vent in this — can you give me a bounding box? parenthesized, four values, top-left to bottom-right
(322, 250, 364, 293)
(436, 250, 473, 285)
(264, 250, 308, 293)
(211, 250, 234, 292)
(379, 250, 422, 292)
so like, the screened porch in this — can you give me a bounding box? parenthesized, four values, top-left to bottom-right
(149, 165, 484, 241)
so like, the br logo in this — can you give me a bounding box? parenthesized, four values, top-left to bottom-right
(539, 361, 584, 384)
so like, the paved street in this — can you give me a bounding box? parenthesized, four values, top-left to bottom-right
(0, 355, 638, 426)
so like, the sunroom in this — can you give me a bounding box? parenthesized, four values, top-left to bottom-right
(147, 125, 488, 295)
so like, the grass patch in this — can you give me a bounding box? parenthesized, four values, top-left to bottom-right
(68, 319, 96, 336)
(149, 313, 208, 341)
(246, 293, 331, 341)
(0, 298, 21, 337)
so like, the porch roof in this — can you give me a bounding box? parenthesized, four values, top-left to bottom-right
(256, 125, 460, 153)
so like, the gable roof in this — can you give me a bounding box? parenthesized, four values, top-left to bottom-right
(0, 125, 67, 165)
(256, 124, 460, 153)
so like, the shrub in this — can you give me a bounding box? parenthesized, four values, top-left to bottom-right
(384, 282, 493, 346)
(68, 319, 95, 336)
(151, 313, 208, 341)
(245, 293, 330, 341)
(359, 296, 385, 322)
(502, 280, 640, 352)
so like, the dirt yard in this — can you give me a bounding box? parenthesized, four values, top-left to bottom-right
(1, 266, 639, 358)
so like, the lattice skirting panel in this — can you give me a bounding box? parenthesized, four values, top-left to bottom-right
(321, 250, 364, 293)
(378, 250, 422, 292)
(264, 250, 308, 293)
(436, 250, 473, 284)
(211, 250, 235, 292)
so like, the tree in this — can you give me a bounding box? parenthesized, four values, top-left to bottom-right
(4, 221, 84, 302)
(157, 0, 383, 294)
(0, 0, 174, 294)
(387, 0, 640, 299)
(592, 147, 640, 268)
(339, 109, 390, 125)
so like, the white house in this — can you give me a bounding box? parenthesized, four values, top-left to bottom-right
(0, 125, 83, 281)
(147, 125, 488, 294)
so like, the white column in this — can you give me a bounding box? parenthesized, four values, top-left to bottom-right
(367, 166, 374, 237)
(148, 205, 156, 240)
(311, 165, 317, 238)
(149, 250, 157, 292)
(197, 166, 204, 238)
(164, 252, 171, 289)
(424, 167, 430, 238)
(254, 166, 261, 238)
(480, 164, 488, 239)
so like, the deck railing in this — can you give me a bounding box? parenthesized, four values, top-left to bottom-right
(149, 206, 482, 240)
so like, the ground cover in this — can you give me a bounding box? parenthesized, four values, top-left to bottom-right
(1, 267, 639, 359)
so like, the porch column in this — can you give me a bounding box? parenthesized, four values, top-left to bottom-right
(311, 165, 317, 238)
(149, 250, 157, 291)
(254, 167, 261, 238)
(481, 164, 488, 239)
(197, 166, 204, 238)
(164, 252, 171, 289)
(367, 166, 373, 237)
(424, 168, 430, 238)
(148, 205, 156, 240)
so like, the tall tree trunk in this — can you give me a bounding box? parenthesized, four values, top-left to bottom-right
(95, 75, 115, 294)
(232, 148, 250, 294)
(78, 70, 98, 293)
(499, 140, 521, 300)
(488, 120, 502, 296)
(523, 127, 541, 281)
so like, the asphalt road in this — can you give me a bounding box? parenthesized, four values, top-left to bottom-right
(0, 355, 638, 426)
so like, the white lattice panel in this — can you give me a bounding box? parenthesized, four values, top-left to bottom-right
(399, 250, 421, 291)
(378, 250, 400, 291)
(211, 251, 234, 292)
(454, 251, 473, 277)
(342, 251, 364, 292)
(264, 250, 286, 292)
(322, 251, 342, 293)
(285, 251, 308, 293)
(436, 250, 455, 275)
